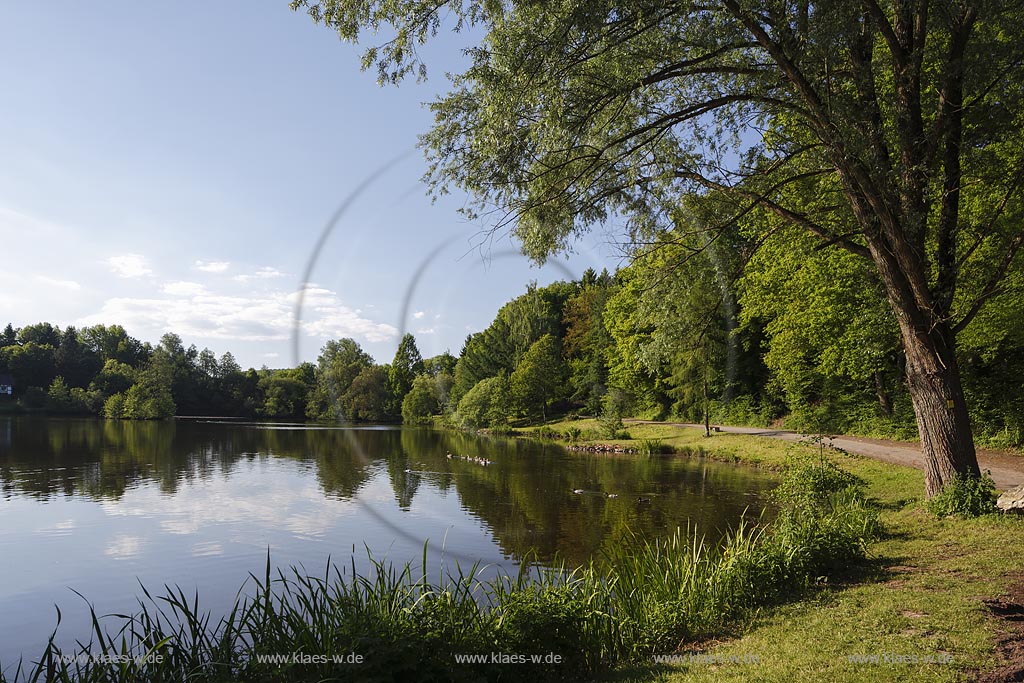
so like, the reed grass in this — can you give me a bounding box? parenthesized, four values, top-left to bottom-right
(1, 461, 878, 683)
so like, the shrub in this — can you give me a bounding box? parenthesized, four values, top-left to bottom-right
(402, 374, 442, 424)
(453, 375, 512, 430)
(638, 439, 672, 455)
(535, 425, 560, 440)
(103, 392, 125, 419)
(597, 391, 627, 438)
(926, 473, 997, 518)
(771, 458, 865, 514)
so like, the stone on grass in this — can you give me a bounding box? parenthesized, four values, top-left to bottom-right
(996, 485, 1024, 513)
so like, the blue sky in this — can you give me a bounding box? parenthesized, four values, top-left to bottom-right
(0, 2, 621, 368)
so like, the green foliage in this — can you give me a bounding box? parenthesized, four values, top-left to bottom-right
(453, 375, 511, 430)
(307, 338, 375, 420)
(510, 333, 566, 419)
(597, 391, 627, 439)
(0, 323, 16, 348)
(534, 425, 559, 440)
(90, 359, 136, 397)
(17, 322, 61, 347)
(637, 439, 672, 456)
(343, 365, 392, 422)
(562, 270, 614, 414)
(772, 459, 866, 516)
(44, 377, 94, 414)
(423, 351, 457, 377)
(926, 473, 998, 518)
(258, 369, 314, 419)
(388, 333, 425, 410)
(103, 392, 126, 419)
(451, 283, 571, 407)
(112, 356, 176, 420)
(121, 382, 176, 420)
(401, 373, 442, 424)
(739, 226, 899, 414)
(2, 341, 57, 391)
(294, 0, 1024, 494)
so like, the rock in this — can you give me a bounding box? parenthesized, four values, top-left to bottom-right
(996, 485, 1024, 513)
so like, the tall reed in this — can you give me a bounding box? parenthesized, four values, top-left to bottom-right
(2, 460, 878, 683)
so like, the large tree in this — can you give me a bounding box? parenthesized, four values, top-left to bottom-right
(296, 0, 1024, 495)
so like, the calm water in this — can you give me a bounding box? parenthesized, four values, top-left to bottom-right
(0, 416, 776, 666)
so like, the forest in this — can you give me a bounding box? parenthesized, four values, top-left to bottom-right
(3, 243, 1022, 451)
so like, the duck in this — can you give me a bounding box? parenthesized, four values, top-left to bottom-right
(637, 496, 651, 503)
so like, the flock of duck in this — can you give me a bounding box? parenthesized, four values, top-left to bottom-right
(440, 452, 652, 502)
(446, 452, 494, 466)
(572, 489, 653, 503)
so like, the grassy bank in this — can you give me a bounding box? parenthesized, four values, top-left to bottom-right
(2, 444, 877, 682)
(4, 420, 1018, 682)
(525, 418, 1024, 682)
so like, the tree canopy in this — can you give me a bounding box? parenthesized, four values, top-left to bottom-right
(295, 0, 1024, 495)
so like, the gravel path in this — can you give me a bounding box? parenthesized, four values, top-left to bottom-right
(626, 420, 1024, 490)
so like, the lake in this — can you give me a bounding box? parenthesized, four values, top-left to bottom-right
(0, 416, 776, 667)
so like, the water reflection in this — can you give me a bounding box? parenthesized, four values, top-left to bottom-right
(0, 416, 778, 665)
(0, 417, 776, 566)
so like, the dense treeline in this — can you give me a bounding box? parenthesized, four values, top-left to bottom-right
(0, 322, 450, 423)
(2, 242, 1021, 448)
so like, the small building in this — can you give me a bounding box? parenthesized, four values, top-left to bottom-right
(0, 374, 12, 397)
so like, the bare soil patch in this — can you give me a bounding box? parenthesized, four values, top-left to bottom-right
(971, 575, 1024, 683)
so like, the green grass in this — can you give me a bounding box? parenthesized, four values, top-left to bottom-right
(6, 418, 1017, 682)
(526, 418, 1023, 683)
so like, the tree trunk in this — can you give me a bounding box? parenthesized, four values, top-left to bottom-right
(873, 370, 893, 418)
(703, 373, 710, 437)
(899, 321, 980, 497)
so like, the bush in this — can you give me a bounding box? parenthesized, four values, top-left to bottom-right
(638, 439, 672, 455)
(453, 375, 512, 430)
(564, 427, 582, 443)
(771, 458, 865, 515)
(103, 392, 125, 419)
(535, 425, 559, 440)
(402, 374, 442, 424)
(597, 391, 627, 438)
(926, 473, 997, 518)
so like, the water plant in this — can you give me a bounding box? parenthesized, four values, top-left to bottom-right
(1, 462, 878, 683)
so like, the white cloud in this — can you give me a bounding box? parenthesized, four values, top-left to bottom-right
(100, 461, 361, 538)
(416, 327, 436, 335)
(161, 281, 207, 296)
(233, 266, 286, 283)
(298, 287, 398, 343)
(194, 260, 231, 273)
(413, 311, 425, 319)
(35, 275, 81, 291)
(79, 284, 397, 345)
(106, 254, 152, 278)
(191, 541, 223, 557)
(105, 535, 144, 560)
(263, 352, 280, 359)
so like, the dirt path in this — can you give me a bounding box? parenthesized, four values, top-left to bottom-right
(626, 420, 1024, 490)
